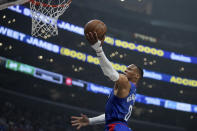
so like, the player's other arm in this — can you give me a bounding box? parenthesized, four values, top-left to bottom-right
(71, 114, 105, 130)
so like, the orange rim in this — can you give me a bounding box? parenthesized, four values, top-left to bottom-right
(29, 0, 72, 8)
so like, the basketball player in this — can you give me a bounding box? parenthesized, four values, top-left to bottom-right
(71, 32, 143, 131)
(0, 0, 29, 10)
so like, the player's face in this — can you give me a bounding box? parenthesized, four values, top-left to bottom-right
(124, 64, 139, 80)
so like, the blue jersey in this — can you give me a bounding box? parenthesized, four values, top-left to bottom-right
(105, 82, 136, 125)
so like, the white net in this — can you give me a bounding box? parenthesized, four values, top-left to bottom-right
(30, 0, 72, 39)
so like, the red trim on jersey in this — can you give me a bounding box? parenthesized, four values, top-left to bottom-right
(108, 123, 128, 131)
(108, 123, 116, 131)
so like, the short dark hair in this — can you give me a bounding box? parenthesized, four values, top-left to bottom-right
(136, 65, 143, 79)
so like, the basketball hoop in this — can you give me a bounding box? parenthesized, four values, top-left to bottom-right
(29, 0, 72, 39)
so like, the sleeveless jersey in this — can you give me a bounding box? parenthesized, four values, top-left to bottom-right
(105, 82, 136, 125)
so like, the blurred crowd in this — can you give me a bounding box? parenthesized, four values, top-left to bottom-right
(0, 97, 103, 131)
(0, 101, 69, 131)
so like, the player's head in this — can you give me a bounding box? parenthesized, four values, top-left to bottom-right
(124, 64, 143, 83)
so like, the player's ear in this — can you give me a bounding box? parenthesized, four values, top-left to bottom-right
(136, 73, 140, 79)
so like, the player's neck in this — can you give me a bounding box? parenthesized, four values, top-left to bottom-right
(129, 79, 137, 85)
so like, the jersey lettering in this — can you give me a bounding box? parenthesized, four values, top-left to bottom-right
(124, 105, 132, 121)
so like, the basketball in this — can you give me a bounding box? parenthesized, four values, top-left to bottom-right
(84, 19, 107, 43)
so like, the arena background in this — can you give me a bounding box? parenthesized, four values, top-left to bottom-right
(0, 0, 197, 131)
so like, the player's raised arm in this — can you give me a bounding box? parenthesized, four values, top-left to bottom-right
(86, 32, 143, 98)
(86, 32, 120, 82)
(71, 114, 105, 130)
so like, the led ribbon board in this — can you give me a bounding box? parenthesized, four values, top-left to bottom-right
(0, 25, 197, 87)
(1, 56, 197, 113)
(34, 68, 63, 84)
(6, 59, 35, 75)
(8, 5, 197, 64)
(5, 59, 63, 84)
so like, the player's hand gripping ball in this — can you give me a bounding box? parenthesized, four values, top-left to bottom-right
(84, 19, 107, 45)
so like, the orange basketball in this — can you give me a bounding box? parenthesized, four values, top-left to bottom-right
(84, 19, 107, 44)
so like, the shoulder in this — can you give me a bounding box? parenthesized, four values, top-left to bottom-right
(116, 74, 130, 87)
(114, 74, 131, 98)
